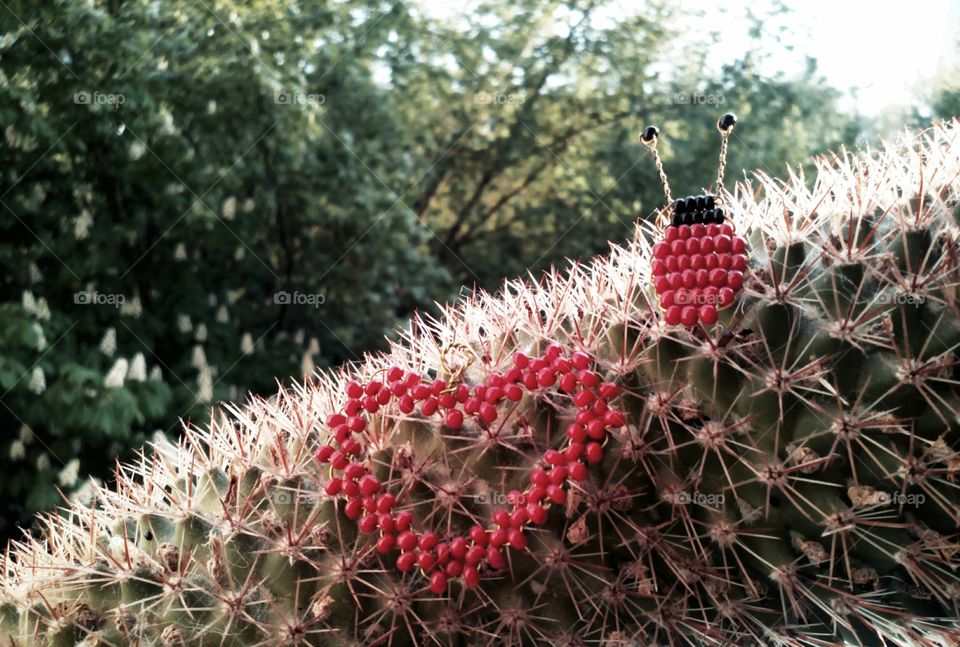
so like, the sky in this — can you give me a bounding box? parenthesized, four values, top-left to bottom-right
(415, 0, 960, 117)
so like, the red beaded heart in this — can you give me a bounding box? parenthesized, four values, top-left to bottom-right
(650, 198, 748, 326)
(314, 344, 626, 596)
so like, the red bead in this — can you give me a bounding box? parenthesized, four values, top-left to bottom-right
(376, 387, 391, 405)
(727, 270, 744, 291)
(690, 254, 705, 270)
(706, 224, 719, 236)
(565, 442, 583, 462)
(700, 237, 714, 254)
(566, 423, 586, 443)
(568, 462, 588, 481)
(513, 352, 530, 368)
(559, 372, 578, 392)
(344, 498, 363, 519)
(431, 379, 447, 396)
(681, 269, 696, 289)
(359, 475, 380, 497)
(330, 451, 348, 470)
(574, 390, 595, 408)
(527, 503, 548, 525)
(652, 241, 670, 259)
(705, 254, 718, 269)
(456, 383, 471, 401)
(419, 532, 439, 551)
(398, 395, 415, 414)
(466, 545, 486, 566)
(592, 399, 608, 416)
(720, 224, 733, 236)
(486, 546, 505, 569)
(699, 305, 718, 325)
(326, 413, 346, 428)
(397, 531, 418, 552)
(604, 411, 626, 428)
(445, 559, 463, 577)
(696, 269, 709, 289)
(377, 534, 396, 553)
(587, 419, 606, 440)
(412, 384, 430, 400)
(395, 511, 413, 532)
(677, 254, 691, 271)
(685, 237, 700, 254)
(666, 256, 678, 272)
(490, 528, 509, 547)
(718, 253, 732, 269)
(505, 384, 523, 401)
(664, 226, 678, 242)
(445, 409, 464, 429)
(667, 273, 681, 290)
(359, 514, 379, 534)
(346, 381, 363, 399)
(578, 370, 598, 387)
(469, 526, 488, 546)
(365, 380, 382, 396)
(708, 268, 726, 287)
(362, 496, 377, 512)
(397, 551, 418, 572)
(571, 351, 590, 370)
(681, 306, 698, 326)
(732, 236, 746, 254)
(378, 514, 395, 534)
(421, 398, 439, 416)
(665, 306, 682, 325)
(418, 552, 437, 571)
(691, 224, 706, 237)
(510, 508, 528, 528)
(315, 445, 335, 463)
(439, 393, 457, 409)
(545, 449, 565, 466)
(670, 239, 685, 255)
(585, 442, 603, 464)
(324, 478, 342, 496)
(598, 383, 620, 399)
(345, 463, 366, 480)
(537, 368, 557, 387)
(342, 480, 360, 497)
(429, 571, 447, 595)
(387, 366, 403, 382)
(404, 372, 421, 388)
(547, 485, 566, 505)
(450, 537, 468, 560)
(522, 372, 539, 390)
(463, 565, 480, 588)
(334, 425, 351, 443)
(660, 290, 675, 307)
(718, 287, 735, 308)
(508, 529, 527, 550)
(651, 260, 666, 279)
(715, 234, 731, 253)
(479, 403, 497, 424)
(464, 397, 480, 415)
(494, 510, 511, 527)
(678, 225, 691, 239)
(549, 466, 568, 485)
(732, 255, 747, 271)
(545, 343, 563, 360)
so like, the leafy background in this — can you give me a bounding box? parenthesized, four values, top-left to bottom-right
(0, 0, 957, 541)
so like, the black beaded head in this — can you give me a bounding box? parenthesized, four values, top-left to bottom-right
(640, 112, 738, 230)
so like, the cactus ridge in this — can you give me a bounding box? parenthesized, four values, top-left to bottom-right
(1, 120, 960, 645)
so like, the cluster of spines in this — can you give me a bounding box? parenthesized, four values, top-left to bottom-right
(313, 342, 625, 595)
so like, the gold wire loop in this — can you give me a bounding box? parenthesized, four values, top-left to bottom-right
(639, 127, 673, 231)
(715, 113, 737, 208)
(439, 342, 476, 390)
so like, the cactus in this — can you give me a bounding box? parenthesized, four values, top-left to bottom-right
(2, 120, 960, 646)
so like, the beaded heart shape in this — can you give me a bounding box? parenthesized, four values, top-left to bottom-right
(314, 343, 626, 595)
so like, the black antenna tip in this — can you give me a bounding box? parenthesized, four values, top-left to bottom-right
(717, 113, 737, 134)
(640, 125, 659, 145)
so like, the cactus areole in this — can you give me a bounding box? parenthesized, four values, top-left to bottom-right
(2, 121, 960, 646)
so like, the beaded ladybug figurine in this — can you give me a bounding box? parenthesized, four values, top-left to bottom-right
(640, 113, 749, 327)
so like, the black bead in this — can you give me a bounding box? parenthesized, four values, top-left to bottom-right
(641, 125, 659, 143)
(672, 212, 682, 227)
(672, 198, 686, 214)
(704, 195, 715, 210)
(715, 212, 725, 224)
(717, 112, 737, 133)
(695, 196, 706, 211)
(682, 212, 694, 226)
(692, 210, 704, 225)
